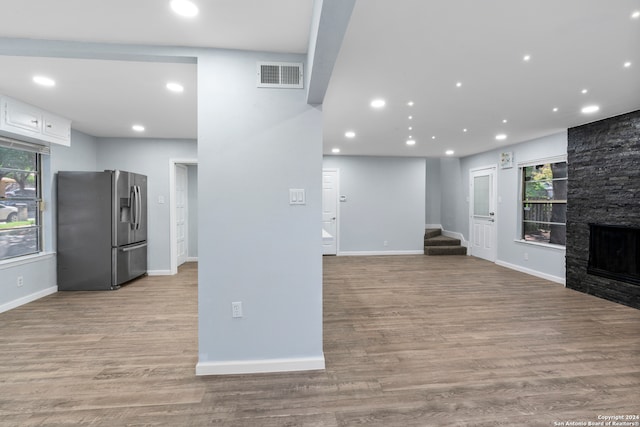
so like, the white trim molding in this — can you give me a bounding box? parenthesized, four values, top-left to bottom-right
(147, 270, 173, 276)
(0, 252, 55, 269)
(338, 250, 424, 256)
(496, 260, 565, 285)
(0, 286, 57, 314)
(441, 229, 469, 248)
(196, 355, 325, 376)
(425, 223, 443, 230)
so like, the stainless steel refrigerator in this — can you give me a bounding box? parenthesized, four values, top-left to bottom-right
(57, 170, 148, 290)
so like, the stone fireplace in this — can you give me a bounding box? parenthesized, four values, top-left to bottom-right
(566, 110, 640, 309)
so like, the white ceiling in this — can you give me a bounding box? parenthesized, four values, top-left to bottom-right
(0, 0, 313, 53)
(324, 0, 640, 157)
(0, 0, 639, 157)
(0, 0, 314, 140)
(0, 55, 198, 138)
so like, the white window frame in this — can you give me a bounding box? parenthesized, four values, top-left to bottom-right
(516, 155, 567, 250)
(0, 137, 47, 262)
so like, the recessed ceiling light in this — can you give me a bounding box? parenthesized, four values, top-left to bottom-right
(407, 101, 414, 106)
(456, 82, 462, 88)
(406, 139, 416, 146)
(331, 148, 341, 154)
(370, 99, 386, 108)
(581, 105, 600, 114)
(502, 119, 508, 123)
(581, 89, 588, 94)
(166, 82, 184, 92)
(463, 128, 468, 132)
(33, 75, 55, 87)
(408, 116, 413, 120)
(408, 126, 413, 131)
(523, 55, 531, 61)
(553, 107, 559, 112)
(170, 0, 199, 17)
(431, 136, 436, 140)
(132, 124, 145, 132)
(495, 134, 507, 141)
(445, 150, 455, 156)
(345, 131, 356, 138)
(624, 61, 632, 68)
(631, 10, 640, 19)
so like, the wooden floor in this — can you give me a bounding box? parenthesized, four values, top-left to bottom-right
(1, 256, 639, 426)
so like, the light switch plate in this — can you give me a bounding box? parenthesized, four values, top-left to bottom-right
(289, 189, 306, 205)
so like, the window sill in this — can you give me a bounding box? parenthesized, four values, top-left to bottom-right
(514, 239, 566, 251)
(0, 252, 56, 270)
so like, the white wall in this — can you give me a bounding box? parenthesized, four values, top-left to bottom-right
(323, 156, 426, 254)
(440, 157, 467, 234)
(197, 50, 324, 374)
(441, 132, 568, 283)
(425, 158, 442, 226)
(95, 137, 197, 274)
(0, 129, 98, 313)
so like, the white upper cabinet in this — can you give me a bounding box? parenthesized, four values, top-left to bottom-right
(0, 96, 71, 146)
(42, 113, 71, 142)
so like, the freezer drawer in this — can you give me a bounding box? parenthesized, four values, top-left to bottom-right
(113, 242, 147, 286)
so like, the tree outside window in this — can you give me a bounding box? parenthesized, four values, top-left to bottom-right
(522, 161, 567, 246)
(0, 145, 41, 260)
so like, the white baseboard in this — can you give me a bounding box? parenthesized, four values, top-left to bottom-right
(0, 286, 57, 314)
(338, 250, 424, 256)
(186, 257, 198, 262)
(147, 270, 172, 276)
(195, 355, 325, 376)
(441, 229, 469, 248)
(495, 260, 565, 285)
(425, 223, 443, 230)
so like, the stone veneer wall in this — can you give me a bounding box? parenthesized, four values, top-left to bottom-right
(566, 110, 640, 309)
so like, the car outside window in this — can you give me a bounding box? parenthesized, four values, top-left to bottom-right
(0, 144, 42, 260)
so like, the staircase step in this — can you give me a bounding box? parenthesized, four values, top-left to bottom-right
(424, 228, 442, 239)
(424, 245, 467, 256)
(424, 235, 461, 247)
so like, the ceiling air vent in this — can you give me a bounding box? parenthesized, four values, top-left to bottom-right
(257, 62, 304, 89)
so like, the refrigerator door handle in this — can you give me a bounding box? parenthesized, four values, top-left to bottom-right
(131, 185, 139, 230)
(135, 185, 142, 230)
(130, 186, 137, 230)
(121, 242, 148, 252)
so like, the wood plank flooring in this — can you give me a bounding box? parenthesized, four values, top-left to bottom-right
(1, 256, 639, 426)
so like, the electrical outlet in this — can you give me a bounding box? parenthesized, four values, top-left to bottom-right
(17, 276, 24, 287)
(383, 240, 388, 247)
(524, 252, 529, 261)
(231, 301, 243, 318)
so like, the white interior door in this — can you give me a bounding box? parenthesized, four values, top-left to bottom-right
(470, 167, 497, 262)
(322, 169, 338, 255)
(175, 164, 188, 266)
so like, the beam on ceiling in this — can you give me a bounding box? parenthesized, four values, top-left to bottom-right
(306, 0, 355, 106)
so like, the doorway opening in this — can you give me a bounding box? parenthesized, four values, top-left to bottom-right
(322, 168, 339, 255)
(169, 159, 198, 275)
